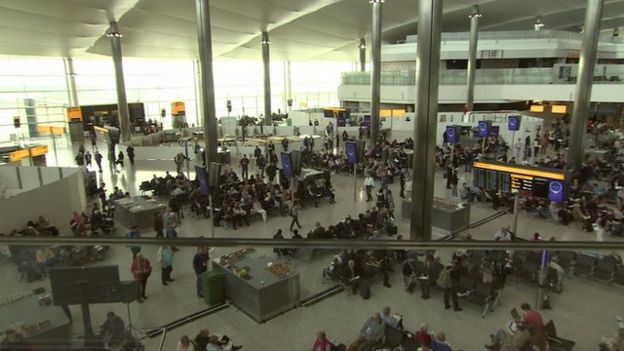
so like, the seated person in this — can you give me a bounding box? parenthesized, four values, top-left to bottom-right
(380, 306, 402, 329)
(312, 331, 333, 351)
(414, 324, 433, 347)
(176, 335, 195, 351)
(349, 313, 384, 351)
(599, 316, 624, 351)
(195, 329, 240, 351)
(485, 323, 532, 351)
(100, 311, 125, 346)
(430, 332, 452, 351)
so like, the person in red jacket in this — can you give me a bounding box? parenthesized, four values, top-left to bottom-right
(131, 253, 151, 303)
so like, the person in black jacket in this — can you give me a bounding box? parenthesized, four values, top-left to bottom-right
(192, 246, 210, 297)
(126, 145, 135, 165)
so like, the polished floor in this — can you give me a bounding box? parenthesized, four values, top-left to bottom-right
(1, 134, 623, 350)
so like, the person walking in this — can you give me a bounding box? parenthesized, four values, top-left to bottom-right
(116, 150, 125, 170)
(240, 155, 250, 179)
(84, 151, 92, 168)
(364, 174, 374, 202)
(399, 168, 406, 198)
(256, 154, 266, 177)
(126, 145, 135, 165)
(193, 246, 210, 297)
(153, 212, 164, 238)
(165, 208, 179, 250)
(289, 201, 302, 231)
(451, 169, 459, 198)
(437, 263, 462, 311)
(131, 253, 151, 303)
(158, 246, 174, 285)
(94, 150, 103, 172)
(125, 226, 141, 258)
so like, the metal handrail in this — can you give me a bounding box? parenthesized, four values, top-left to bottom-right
(2, 236, 624, 251)
(157, 327, 167, 351)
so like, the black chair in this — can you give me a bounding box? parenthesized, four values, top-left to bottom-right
(376, 325, 404, 350)
(575, 253, 597, 276)
(402, 336, 420, 351)
(554, 251, 576, 277)
(614, 265, 624, 286)
(594, 257, 617, 281)
(544, 320, 575, 350)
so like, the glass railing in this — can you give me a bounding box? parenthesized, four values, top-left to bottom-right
(405, 30, 587, 43)
(1, 237, 623, 351)
(341, 66, 624, 86)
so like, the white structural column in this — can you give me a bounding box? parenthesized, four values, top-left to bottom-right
(410, 0, 443, 241)
(195, 0, 219, 164)
(261, 32, 272, 124)
(466, 6, 481, 112)
(107, 22, 131, 143)
(370, 0, 383, 145)
(566, 0, 605, 172)
(63, 57, 79, 107)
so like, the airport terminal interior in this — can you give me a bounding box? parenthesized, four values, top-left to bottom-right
(1, 0, 624, 350)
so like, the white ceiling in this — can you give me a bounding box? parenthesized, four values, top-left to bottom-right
(1, 0, 623, 61)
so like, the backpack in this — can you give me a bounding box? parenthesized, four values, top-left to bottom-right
(436, 268, 452, 289)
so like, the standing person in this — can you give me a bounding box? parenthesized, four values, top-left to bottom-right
(533, 138, 540, 159)
(281, 138, 289, 151)
(75, 152, 84, 167)
(90, 131, 97, 150)
(94, 150, 103, 172)
(253, 145, 262, 161)
(78, 143, 86, 155)
(240, 155, 250, 179)
(399, 168, 406, 198)
(451, 169, 459, 198)
(266, 162, 277, 183)
(165, 208, 179, 244)
(289, 200, 302, 231)
(117, 150, 125, 170)
(130, 253, 151, 303)
(193, 246, 210, 297)
(256, 153, 266, 177)
(158, 246, 174, 285)
(126, 144, 135, 165)
(84, 151, 92, 168)
(364, 174, 374, 202)
(437, 263, 461, 311)
(126, 226, 141, 257)
(153, 212, 164, 238)
(174, 153, 184, 174)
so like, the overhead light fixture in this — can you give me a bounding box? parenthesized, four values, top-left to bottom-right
(369, 0, 385, 3)
(534, 16, 545, 31)
(469, 6, 482, 19)
(106, 31, 123, 38)
(260, 32, 270, 45)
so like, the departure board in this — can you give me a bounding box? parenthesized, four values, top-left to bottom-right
(473, 161, 566, 203)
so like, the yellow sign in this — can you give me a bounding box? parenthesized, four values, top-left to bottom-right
(8, 145, 48, 162)
(530, 105, 544, 113)
(473, 161, 565, 180)
(551, 105, 567, 114)
(66, 107, 82, 121)
(37, 125, 66, 135)
(171, 101, 185, 115)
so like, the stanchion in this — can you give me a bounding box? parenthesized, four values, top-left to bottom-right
(511, 192, 520, 236)
(353, 163, 357, 202)
(209, 194, 215, 238)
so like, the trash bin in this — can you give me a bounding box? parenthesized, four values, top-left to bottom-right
(200, 270, 225, 306)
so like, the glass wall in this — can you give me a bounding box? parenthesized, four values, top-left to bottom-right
(0, 56, 352, 142)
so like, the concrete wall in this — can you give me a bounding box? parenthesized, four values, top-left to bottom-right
(0, 167, 86, 234)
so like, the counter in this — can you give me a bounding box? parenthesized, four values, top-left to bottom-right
(213, 251, 300, 323)
(401, 197, 470, 234)
(114, 196, 166, 230)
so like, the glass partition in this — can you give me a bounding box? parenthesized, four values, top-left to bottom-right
(0, 239, 622, 351)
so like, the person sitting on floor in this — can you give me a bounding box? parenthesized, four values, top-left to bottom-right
(100, 311, 125, 347)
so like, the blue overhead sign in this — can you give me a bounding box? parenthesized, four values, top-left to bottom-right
(478, 120, 490, 137)
(446, 126, 459, 144)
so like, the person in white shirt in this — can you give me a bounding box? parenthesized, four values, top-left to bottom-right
(494, 225, 513, 241)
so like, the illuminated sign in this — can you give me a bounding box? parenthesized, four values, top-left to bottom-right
(551, 105, 567, 114)
(477, 121, 490, 137)
(446, 126, 459, 144)
(530, 105, 545, 112)
(473, 161, 565, 202)
(508, 115, 521, 131)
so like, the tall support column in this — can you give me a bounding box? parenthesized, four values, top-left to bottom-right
(261, 32, 272, 125)
(567, 0, 605, 172)
(370, 0, 383, 145)
(195, 0, 219, 164)
(63, 57, 79, 107)
(466, 6, 481, 112)
(284, 61, 292, 112)
(410, 0, 443, 241)
(192, 59, 202, 127)
(107, 22, 131, 143)
(359, 38, 367, 72)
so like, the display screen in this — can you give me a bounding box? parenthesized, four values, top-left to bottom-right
(473, 161, 565, 201)
(508, 115, 521, 131)
(478, 121, 489, 137)
(446, 126, 459, 144)
(346, 141, 357, 164)
(281, 152, 293, 178)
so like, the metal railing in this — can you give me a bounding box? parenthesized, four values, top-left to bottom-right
(2, 236, 624, 251)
